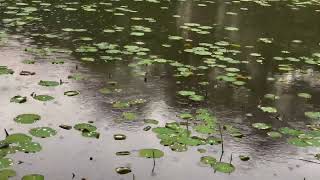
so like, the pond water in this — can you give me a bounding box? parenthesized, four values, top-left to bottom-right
(1, 0, 320, 179)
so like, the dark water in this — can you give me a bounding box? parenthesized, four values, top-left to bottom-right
(1, 0, 320, 179)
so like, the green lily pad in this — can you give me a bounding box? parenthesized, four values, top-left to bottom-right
(305, 112, 320, 119)
(22, 174, 44, 180)
(0, 169, 16, 179)
(252, 123, 271, 130)
(139, 149, 164, 158)
(194, 125, 215, 134)
(267, 131, 282, 138)
(0, 66, 14, 75)
(206, 136, 222, 145)
(64, 91, 80, 96)
(115, 167, 131, 175)
(170, 143, 187, 152)
(0, 158, 13, 169)
(33, 95, 54, 101)
(29, 127, 57, 138)
(189, 95, 204, 101)
(259, 106, 277, 113)
(82, 131, 100, 139)
(144, 119, 159, 125)
(122, 112, 137, 121)
(74, 123, 97, 132)
(10, 95, 27, 103)
(99, 87, 112, 94)
(112, 101, 130, 109)
(279, 127, 303, 136)
(5, 133, 32, 144)
(14, 114, 41, 124)
(38, 80, 59, 87)
(288, 138, 309, 147)
(17, 141, 42, 153)
(200, 156, 216, 165)
(212, 162, 235, 173)
(178, 90, 195, 96)
(298, 93, 312, 99)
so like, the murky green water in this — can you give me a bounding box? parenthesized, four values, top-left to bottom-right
(1, 0, 320, 179)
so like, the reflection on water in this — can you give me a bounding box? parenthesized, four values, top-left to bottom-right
(1, 0, 320, 179)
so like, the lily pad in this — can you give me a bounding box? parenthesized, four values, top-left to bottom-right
(298, 93, 312, 99)
(139, 149, 164, 158)
(212, 162, 235, 173)
(38, 80, 59, 87)
(0, 158, 13, 169)
(29, 127, 57, 138)
(170, 143, 187, 152)
(144, 119, 159, 124)
(17, 141, 42, 153)
(114, 134, 126, 140)
(10, 95, 27, 103)
(259, 106, 277, 113)
(267, 131, 282, 138)
(14, 114, 41, 124)
(305, 112, 320, 119)
(239, 155, 250, 161)
(74, 123, 97, 132)
(279, 127, 303, 136)
(33, 95, 54, 101)
(200, 156, 216, 165)
(82, 131, 100, 139)
(64, 91, 80, 96)
(22, 174, 44, 180)
(115, 167, 131, 175)
(122, 112, 137, 121)
(5, 133, 32, 144)
(252, 123, 271, 130)
(0, 169, 16, 179)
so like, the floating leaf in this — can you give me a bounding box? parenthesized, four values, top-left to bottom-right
(29, 127, 57, 138)
(22, 174, 44, 180)
(259, 106, 277, 113)
(0, 158, 13, 169)
(298, 93, 312, 99)
(116, 151, 130, 156)
(114, 134, 126, 140)
(212, 162, 235, 173)
(10, 95, 27, 103)
(170, 143, 187, 152)
(122, 112, 137, 121)
(305, 112, 320, 119)
(267, 131, 282, 138)
(14, 114, 41, 124)
(279, 127, 303, 136)
(74, 123, 97, 132)
(144, 119, 159, 124)
(0, 169, 16, 179)
(239, 155, 250, 161)
(33, 95, 54, 101)
(200, 156, 216, 165)
(5, 133, 32, 144)
(139, 149, 164, 158)
(115, 167, 131, 175)
(17, 142, 42, 153)
(64, 91, 80, 96)
(252, 123, 271, 130)
(38, 80, 59, 87)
